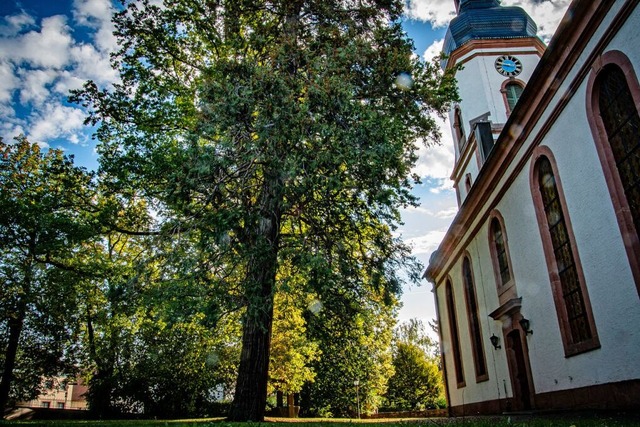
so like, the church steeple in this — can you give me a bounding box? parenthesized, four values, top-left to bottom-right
(443, 0, 538, 66)
(457, 0, 501, 12)
(442, 0, 545, 206)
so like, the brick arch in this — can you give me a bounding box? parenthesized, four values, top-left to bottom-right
(586, 49, 640, 298)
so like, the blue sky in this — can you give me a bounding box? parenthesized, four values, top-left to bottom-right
(0, 0, 571, 326)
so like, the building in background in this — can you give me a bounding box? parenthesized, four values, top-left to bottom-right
(425, 0, 640, 415)
(19, 378, 88, 411)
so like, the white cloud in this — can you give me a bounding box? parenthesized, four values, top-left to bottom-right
(0, 15, 74, 69)
(412, 114, 454, 181)
(403, 204, 458, 219)
(52, 71, 87, 95)
(1, 122, 26, 145)
(0, 3, 121, 148)
(423, 38, 444, 63)
(0, 60, 19, 103)
(0, 12, 36, 36)
(27, 104, 87, 145)
(429, 178, 454, 194)
(72, 0, 118, 52)
(73, 0, 112, 26)
(18, 69, 58, 106)
(405, 230, 449, 256)
(432, 206, 457, 219)
(404, 0, 456, 28)
(502, 0, 572, 42)
(404, 0, 571, 41)
(70, 43, 119, 86)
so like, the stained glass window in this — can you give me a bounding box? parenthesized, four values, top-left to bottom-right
(446, 280, 465, 386)
(491, 218, 512, 286)
(537, 157, 593, 344)
(462, 257, 488, 380)
(598, 65, 640, 240)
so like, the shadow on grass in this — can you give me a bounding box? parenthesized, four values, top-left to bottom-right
(2, 411, 640, 427)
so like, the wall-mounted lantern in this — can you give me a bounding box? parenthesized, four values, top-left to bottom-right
(490, 333, 501, 350)
(519, 317, 533, 335)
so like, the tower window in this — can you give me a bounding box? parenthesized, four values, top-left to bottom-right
(454, 107, 466, 151)
(504, 82, 524, 115)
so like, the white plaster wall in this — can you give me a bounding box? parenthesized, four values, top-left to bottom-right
(451, 47, 542, 205)
(455, 50, 541, 139)
(437, 1, 640, 408)
(455, 144, 481, 205)
(516, 1, 640, 394)
(440, 237, 515, 407)
(523, 83, 640, 394)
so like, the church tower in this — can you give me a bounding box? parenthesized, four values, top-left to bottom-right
(444, 0, 545, 205)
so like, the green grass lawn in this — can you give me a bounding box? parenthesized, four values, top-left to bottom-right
(2, 416, 640, 427)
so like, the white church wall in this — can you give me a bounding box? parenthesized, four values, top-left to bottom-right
(488, 1, 640, 394)
(454, 49, 541, 139)
(452, 141, 481, 206)
(520, 66, 640, 394)
(431, 0, 640, 413)
(438, 236, 516, 408)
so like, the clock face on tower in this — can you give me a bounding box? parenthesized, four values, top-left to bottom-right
(495, 55, 523, 77)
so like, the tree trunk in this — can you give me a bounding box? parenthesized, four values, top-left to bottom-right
(229, 175, 283, 421)
(287, 393, 296, 418)
(0, 307, 25, 412)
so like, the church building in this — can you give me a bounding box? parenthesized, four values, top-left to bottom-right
(425, 0, 640, 415)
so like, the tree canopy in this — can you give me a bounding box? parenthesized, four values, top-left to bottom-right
(384, 319, 444, 411)
(65, 0, 458, 421)
(0, 137, 98, 411)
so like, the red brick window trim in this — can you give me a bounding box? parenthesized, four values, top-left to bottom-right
(587, 50, 640, 298)
(488, 211, 516, 304)
(501, 78, 526, 117)
(462, 255, 489, 383)
(445, 278, 466, 388)
(530, 146, 600, 357)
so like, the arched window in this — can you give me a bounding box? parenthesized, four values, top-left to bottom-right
(587, 51, 640, 297)
(531, 150, 599, 356)
(454, 107, 466, 151)
(598, 66, 640, 240)
(501, 80, 525, 116)
(491, 218, 511, 286)
(462, 256, 488, 382)
(505, 83, 523, 111)
(465, 173, 472, 194)
(489, 214, 516, 304)
(445, 279, 465, 388)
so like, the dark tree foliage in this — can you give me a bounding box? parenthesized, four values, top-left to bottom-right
(0, 137, 97, 411)
(72, 0, 457, 420)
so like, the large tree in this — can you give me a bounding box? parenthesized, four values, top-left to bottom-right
(383, 318, 444, 411)
(73, 0, 456, 420)
(0, 137, 97, 411)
